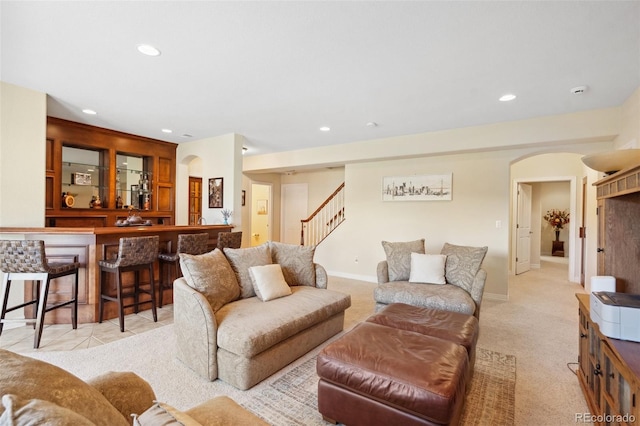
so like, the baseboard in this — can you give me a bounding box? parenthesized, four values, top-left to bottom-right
(326, 271, 377, 283)
(484, 292, 509, 301)
(531, 263, 541, 269)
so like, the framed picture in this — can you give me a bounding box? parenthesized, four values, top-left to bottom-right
(72, 172, 92, 186)
(242, 190, 246, 206)
(209, 177, 223, 208)
(257, 199, 268, 215)
(382, 173, 453, 201)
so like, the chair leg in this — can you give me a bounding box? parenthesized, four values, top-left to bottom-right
(0, 275, 11, 336)
(116, 270, 125, 332)
(98, 269, 105, 324)
(34, 276, 51, 349)
(32, 280, 40, 329)
(134, 271, 140, 314)
(149, 264, 157, 322)
(71, 269, 78, 330)
(158, 260, 164, 309)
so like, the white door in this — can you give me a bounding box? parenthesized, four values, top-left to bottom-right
(281, 183, 308, 244)
(250, 183, 271, 246)
(516, 183, 532, 274)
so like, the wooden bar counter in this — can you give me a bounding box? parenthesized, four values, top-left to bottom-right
(0, 225, 232, 324)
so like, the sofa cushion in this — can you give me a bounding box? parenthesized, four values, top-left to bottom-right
(409, 253, 447, 284)
(215, 286, 351, 357)
(133, 401, 200, 426)
(374, 281, 476, 316)
(224, 243, 272, 299)
(249, 264, 292, 301)
(440, 243, 488, 293)
(0, 349, 129, 426)
(0, 394, 95, 426)
(382, 239, 425, 281)
(269, 241, 316, 287)
(179, 249, 240, 312)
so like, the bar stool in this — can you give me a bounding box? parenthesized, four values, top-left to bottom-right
(217, 231, 243, 250)
(157, 233, 209, 308)
(98, 236, 159, 332)
(0, 240, 79, 349)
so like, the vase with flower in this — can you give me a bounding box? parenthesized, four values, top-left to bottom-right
(543, 209, 570, 241)
(220, 209, 233, 225)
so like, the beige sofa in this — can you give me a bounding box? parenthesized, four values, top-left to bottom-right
(375, 240, 487, 318)
(0, 348, 267, 426)
(174, 241, 351, 390)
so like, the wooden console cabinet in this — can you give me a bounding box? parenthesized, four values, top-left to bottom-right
(594, 164, 640, 293)
(577, 294, 639, 425)
(45, 117, 177, 227)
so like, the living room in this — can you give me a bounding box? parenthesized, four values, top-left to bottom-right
(2, 1, 640, 425)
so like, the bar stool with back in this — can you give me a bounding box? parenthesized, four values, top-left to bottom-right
(98, 236, 159, 332)
(157, 233, 209, 308)
(0, 240, 79, 349)
(216, 231, 243, 250)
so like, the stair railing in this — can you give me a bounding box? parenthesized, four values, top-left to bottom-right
(301, 183, 345, 246)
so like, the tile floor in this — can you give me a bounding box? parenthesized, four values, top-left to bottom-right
(0, 305, 174, 353)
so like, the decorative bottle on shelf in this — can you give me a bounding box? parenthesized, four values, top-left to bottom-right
(139, 173, 150, 210)
(116, 195, 124, 209)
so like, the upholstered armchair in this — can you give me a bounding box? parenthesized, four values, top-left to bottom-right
(374, 240, 487, 319)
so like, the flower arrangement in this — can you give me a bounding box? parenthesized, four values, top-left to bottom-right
(220, 209, 233, 224)
(543, 209, 570, 231)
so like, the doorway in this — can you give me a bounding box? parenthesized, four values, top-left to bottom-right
(188, 176, 202, 225)
(251, 183, 272, 246)
(281, 183, 308, 244)
(512, 177, 577, 282)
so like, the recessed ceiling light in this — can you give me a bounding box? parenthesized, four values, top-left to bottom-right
(499, 94, 517, 102)
(137, 44, 161, 57)
(571, 85, 588, 95)
(82, 109, 97, 115)
(181, 134, 193, 138)
(366, 122, 378, 128)
(319, 126, 331, 132)
(161, 129, 173, 134)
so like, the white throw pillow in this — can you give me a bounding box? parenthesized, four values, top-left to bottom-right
(248, 264, 292, 301)
(409, 253, 447, 284)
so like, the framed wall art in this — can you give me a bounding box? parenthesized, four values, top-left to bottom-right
(209, 177, 223, 208)
(242, 190, 246, 206)
(257, 199, 268, 215)
(382, 173, 452, 201)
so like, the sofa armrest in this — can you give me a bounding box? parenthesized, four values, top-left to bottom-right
(87, 371, 155, 426)
(173, 278, 219, 381)
(377, 261, 390, 284)
(314, 263, 328, 289)
(469, 269, 487, 319)
(186, 396, 269, 426)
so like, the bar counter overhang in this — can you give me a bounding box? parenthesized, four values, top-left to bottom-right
(0, 225, 233, 324)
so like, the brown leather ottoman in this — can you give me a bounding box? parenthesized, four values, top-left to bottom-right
(317, 322, 468, 426)
(367, 303, 479, 375)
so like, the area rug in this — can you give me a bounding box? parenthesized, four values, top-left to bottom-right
(26, 325, 515, 425)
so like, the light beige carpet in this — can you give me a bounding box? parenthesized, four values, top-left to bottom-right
(27, 324, 515, 425)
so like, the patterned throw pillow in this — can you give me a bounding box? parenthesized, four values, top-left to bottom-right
(381, 239, 426, 282)
(0, 395, 95, 426)
(223, 243, 272, 298)
(269, 241, 316, 286)
(179, 249, 240, 312)
(133, 401, 200, 426)
(440, 242, 488, 293)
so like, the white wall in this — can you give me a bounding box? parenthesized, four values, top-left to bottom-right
(175, 133, 244, 226)
(281, 168, 345, 213)
(0, 82, 47, 227)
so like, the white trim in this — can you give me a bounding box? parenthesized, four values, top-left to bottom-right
(484, 292, 509, 301)
(327, 271, 377, 283)
(511, 176, 579, 283)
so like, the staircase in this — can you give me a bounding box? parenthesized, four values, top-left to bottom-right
(301, 183, 345, 246)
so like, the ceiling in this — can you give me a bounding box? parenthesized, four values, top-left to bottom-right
(2, 1, 639, 156)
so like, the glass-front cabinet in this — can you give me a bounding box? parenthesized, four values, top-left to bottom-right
(116, 154, 152, 210)
(61, 146, 107, 209)
(45, 117, 176, 227)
